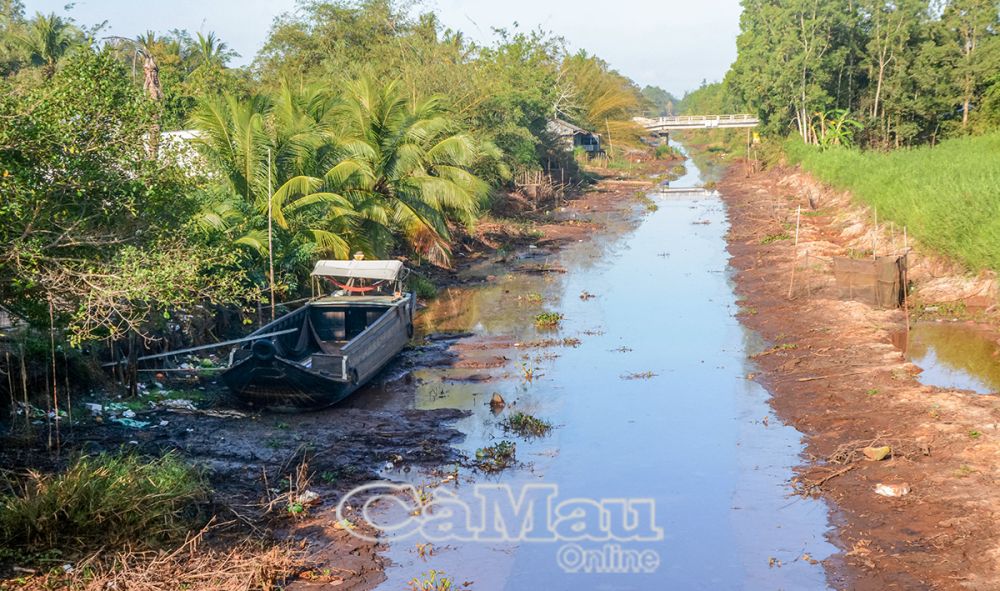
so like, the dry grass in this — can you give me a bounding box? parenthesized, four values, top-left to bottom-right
(6, 521, 302, 591)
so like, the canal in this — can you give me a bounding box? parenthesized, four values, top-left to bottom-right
(371, 145, 836, 590)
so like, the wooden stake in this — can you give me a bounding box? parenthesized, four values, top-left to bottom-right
(902, 225, 910, 351)
(745, 127, 751, 178)
(787, 206, 802, 299)
(873, 206, 878, 259)
(605, 119, 614, 158)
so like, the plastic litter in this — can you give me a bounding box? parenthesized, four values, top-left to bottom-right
(874, 483, 910, 497)
(112, 418, 151, 429)
(297, 490, 320, 505)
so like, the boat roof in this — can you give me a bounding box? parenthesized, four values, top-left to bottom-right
(311, 260, 404, 281)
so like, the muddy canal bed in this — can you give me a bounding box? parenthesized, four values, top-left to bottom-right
(364, 151, 834, 589)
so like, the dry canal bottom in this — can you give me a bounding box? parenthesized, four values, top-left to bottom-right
(362, 149, 836, 589)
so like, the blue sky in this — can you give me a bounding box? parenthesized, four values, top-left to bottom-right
(23, 0, 742, 95)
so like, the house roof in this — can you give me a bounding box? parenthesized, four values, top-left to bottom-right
(547, 118, 597, 137)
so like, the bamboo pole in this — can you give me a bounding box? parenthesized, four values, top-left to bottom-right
(49, 298, 60, 451)
(267, 149, 276, 322)
(19, 343, 29, 431)
(5, 351, 13, 423)
(63, 353, 72, 436)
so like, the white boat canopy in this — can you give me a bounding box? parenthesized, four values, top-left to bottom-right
(311, 260, 405, 282)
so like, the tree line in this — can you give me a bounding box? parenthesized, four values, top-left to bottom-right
(691, 0, 1000, 148)
(0, 0, 675, 346)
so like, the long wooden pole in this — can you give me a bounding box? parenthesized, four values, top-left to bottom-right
(48, 298, 59, 451)
(100, 328, 299, 367)
(19, 344, 29, 431)
(267, 149, 276, 322)
(4, 351, 13, 423)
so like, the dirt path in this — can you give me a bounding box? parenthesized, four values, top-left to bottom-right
(721, 164, 1000, 590)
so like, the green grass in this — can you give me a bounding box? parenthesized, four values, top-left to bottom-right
(0, 453, 207, 554)
(760, 232, 791, 244)
(785, 134, 1000, 272)
(533, 312, 564, 328)
(473, 441, 517, 473)
(501, 412, 554, 438)
(655, 144, 683, 159)
(636, 191, 659, 212)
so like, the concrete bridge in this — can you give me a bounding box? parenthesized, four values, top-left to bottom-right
(635, 114, 760, 134)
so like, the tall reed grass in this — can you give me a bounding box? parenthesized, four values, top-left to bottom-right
(0, 452, 207, 553)
(785, 134, 1000, 271)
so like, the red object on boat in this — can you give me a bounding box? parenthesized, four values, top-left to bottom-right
(325, 277, 385, 294)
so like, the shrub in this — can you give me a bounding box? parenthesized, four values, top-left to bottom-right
(655, 144, 682, 159)
(0, 452, 208, 553)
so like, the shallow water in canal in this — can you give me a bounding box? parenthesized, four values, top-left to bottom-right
(370, 147, 835, 590)
(899, 321, 1000, 395)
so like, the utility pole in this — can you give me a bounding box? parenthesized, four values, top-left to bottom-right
(267, 149, 276, 322)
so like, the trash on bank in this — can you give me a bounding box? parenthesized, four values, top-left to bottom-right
(160, 398, 197, 411)
(112, 417, 151, 429)
(874, 483, 910, 497)
(297, 490, 320, 506)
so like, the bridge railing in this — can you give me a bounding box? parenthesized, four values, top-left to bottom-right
(651, 114, 757, 123)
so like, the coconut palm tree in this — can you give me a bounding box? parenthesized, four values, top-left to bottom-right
(190, 31, 235, 71)
(190, 84, 356, 266)
(193, 79, 499, 274)
(316, 78, 497, 265)
(16, 12, 82, 77)
(559, 52, 645, 152)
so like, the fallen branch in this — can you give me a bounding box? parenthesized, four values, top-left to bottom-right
(794, 464, 857, 496)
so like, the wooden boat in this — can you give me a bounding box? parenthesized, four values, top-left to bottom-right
(222, 260, 414, 411)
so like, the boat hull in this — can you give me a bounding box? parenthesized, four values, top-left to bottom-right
(222, 357, 360, 412)
(222, 293, 414, 411)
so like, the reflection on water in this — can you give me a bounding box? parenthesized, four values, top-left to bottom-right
(372, 151, 834, 590)
(900, 322, 1000, 394)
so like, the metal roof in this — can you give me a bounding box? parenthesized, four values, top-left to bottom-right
(311, 260, 405, 281)
(547, 118, 597, 137)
